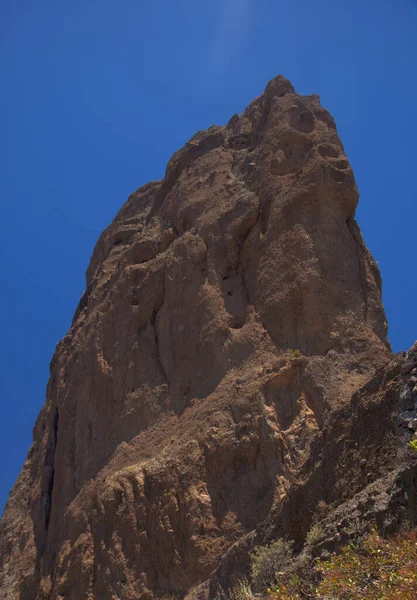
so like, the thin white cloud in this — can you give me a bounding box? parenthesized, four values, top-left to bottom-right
(209, 0, 252, 76)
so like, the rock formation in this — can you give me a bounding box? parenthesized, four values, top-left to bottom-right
(1, 75, 414, 600)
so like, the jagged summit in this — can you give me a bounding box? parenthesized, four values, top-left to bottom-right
(2, 75, 412, 600)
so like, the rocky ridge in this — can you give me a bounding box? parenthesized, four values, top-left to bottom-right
(1, 75, 414, 600)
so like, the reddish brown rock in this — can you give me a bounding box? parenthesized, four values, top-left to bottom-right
(0, 76, 394, 600)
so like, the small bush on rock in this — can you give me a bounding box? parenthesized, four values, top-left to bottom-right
(306, 523, 325, 547)
(409, 439, 417, 452)
(227, 578, 253, 600)
(251, 539, 293, 591)
(343, 516, 362, 539)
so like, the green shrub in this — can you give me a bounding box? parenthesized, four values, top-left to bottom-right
(305, 523, 324, 547)
(250, 539, 293, 591)
(290, 348, 301, 358)
(409, 439, 417, 452)
(343, 516, 362, 539)
(227, 578, 253, 600)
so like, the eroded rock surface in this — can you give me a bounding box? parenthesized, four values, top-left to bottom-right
(0, 76, 395, 600)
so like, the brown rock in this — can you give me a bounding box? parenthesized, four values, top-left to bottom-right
(210, 350, 417, 594)
(0, 75, 393, 600)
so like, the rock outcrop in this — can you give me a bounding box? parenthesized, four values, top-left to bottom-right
(208, 342, 417, 596)
(1, 75, 406, 600)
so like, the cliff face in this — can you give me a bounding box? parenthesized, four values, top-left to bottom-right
(0, 76, 397, 600)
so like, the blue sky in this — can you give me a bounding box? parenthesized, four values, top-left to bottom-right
(1, 0, 416, 514)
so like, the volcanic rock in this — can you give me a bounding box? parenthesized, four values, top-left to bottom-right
(0, 75, 403, 600)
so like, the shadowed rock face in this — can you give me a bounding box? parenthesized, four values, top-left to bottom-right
(0, 76, 392, 600)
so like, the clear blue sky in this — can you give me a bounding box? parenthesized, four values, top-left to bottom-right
(1, 0, 416, 514)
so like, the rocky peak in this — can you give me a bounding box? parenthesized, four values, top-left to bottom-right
(0, 76, 406, 600)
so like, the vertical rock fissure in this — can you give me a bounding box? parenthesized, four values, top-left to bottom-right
(31, 405, 60, 590)
(42, 407, 59, 535)
(152, 274, 168, 385)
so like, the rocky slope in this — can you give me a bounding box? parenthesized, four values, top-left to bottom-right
(1, 75, 411, 600)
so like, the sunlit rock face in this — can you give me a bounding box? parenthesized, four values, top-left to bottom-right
(0, 75, 393, 600)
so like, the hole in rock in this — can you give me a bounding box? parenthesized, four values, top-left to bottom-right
(290, 106, 315, 134)
(317, 143, 339, 159)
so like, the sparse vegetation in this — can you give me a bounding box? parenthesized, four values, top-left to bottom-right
(266, 579, 305, 600)
(264, 528, 417, 599)
(251, 539, 293, 591)
(290, 348, 301, 358)
(317, 528, 417, 599)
